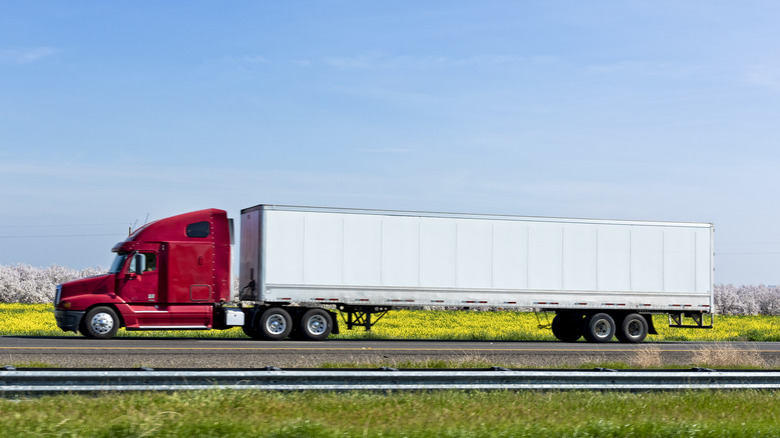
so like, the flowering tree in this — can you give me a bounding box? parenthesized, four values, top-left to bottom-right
(0, 264, 104, 303)
(714, 284, 780, 315)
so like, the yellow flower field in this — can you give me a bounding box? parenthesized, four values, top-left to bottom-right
(332, 309, 780, 342)
(1, 303, 777, 341)
(0, 303, 246, 338)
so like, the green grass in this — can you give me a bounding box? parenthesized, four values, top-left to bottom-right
(5, 361, 57, 368)
(0, 390, 777, 437)
(3, 304, 778, 436)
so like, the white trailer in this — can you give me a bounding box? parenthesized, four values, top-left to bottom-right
(238, 204, 714, 343)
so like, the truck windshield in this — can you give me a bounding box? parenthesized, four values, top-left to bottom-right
(108, 254, 127, 274)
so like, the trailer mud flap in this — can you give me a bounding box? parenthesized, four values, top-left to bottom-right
(644, 314, 658, 335)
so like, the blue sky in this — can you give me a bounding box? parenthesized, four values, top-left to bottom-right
(1, 1, 779, 285)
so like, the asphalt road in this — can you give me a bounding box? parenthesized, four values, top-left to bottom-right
(2, 337, 779, 368)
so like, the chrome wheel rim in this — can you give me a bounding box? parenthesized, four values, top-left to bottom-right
(306, 315, 328, 335)
(594, 319, 611, 338)
(265, 314, 287, 335)
(90, 312, 114, 335)
(627, 320, 643, 337)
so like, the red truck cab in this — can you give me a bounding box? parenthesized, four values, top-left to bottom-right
(54, 209, 234, 338)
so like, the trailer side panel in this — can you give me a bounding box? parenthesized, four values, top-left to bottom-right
(240, 205, 713, 312)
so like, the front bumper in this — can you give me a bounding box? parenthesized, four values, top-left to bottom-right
(55, 310, 85, 333)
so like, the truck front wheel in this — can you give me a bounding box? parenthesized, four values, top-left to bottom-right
(80, 306, 119, 339)
(258, 307, 293, 340)
(241, 324, 263, 340)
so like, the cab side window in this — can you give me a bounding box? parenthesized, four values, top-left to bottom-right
(186, 221, 210, 238)
(128, 252, 157, 274)
(143, 253, 157, 272)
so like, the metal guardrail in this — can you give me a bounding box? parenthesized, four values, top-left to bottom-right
(1, 367, 779, 393)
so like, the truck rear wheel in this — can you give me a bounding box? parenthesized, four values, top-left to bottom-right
(258, 307, 293, 340)
(616, 313, 649, 343)
(551, 312, 583, 342)
(80, 306, 119, 339)
(241, 324, 264, 340)
(583, 313, 616, 343)
(296, 308, 333, 341)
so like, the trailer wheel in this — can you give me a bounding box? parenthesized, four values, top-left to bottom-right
(551, 312, 583, 342)
(616, 313, 648, 343)
(80, 306, 119, 339)
(583, 313, 616, 343)
(296, 308, 333, 341)
(258, 307, 293, 340)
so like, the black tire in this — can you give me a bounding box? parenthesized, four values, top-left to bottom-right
(242, 323, 264, 340)
(258, 307, 293, 340)
(582, 312, 616, 343)
(296, 308, 333, 341)
(551, 312, 583, 342)
(616, 313, 649, 343)
(80, 306, 120, 339)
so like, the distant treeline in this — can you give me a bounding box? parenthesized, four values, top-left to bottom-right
(0, 264, 778, 315)
(0, 264, 106, 304)
(714, 284, 780, 316)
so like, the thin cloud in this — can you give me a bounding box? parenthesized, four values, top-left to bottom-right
(204, 54, 270, 72)
(324, 53, 547, 71)
(354, 148, 413, 153)
(292, 59, 312, 67)
(234, 54, 269, 64)
(746, 65, 780, 91)
(0, 47, 57, 64)
(329, 85, 446, 107)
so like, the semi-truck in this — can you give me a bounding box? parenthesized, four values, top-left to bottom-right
(54, 204, 714, 343)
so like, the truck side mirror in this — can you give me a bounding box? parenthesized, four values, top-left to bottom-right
(133, 254, 144, 275)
